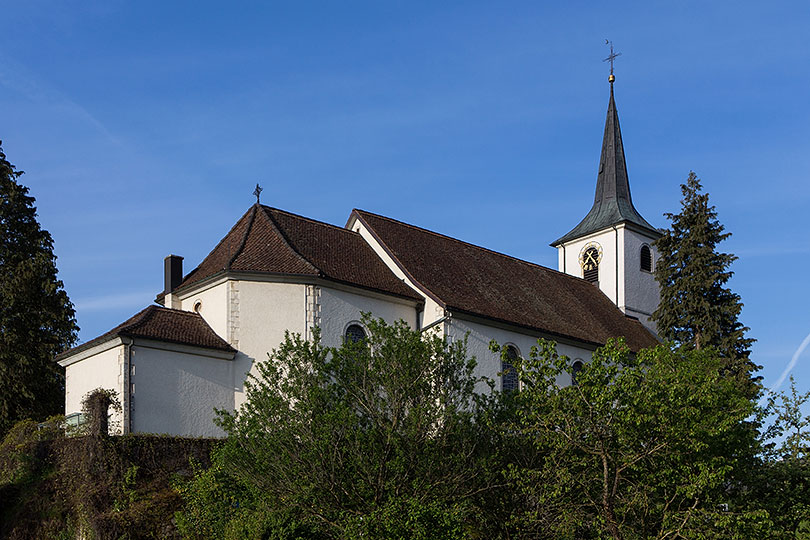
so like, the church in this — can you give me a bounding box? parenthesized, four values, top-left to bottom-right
(56, 78, 661, 437)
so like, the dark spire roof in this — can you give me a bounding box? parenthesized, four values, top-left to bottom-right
(552, 83, 659, 246)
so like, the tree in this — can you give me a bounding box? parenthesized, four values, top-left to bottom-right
(653, 172, 756, 387)
(200, 316, 500, 539)
(0, 141, 78, 436)
(501, 338, 765, 539)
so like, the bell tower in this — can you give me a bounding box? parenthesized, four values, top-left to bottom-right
(551, 73, 661, 333)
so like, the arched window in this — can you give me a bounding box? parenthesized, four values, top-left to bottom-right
(344, 323, 366, 344)
(583, 247, 599, 284)
(640, 244, 652, 272)
(502, 345, 519, 393)
(571, 360, 584, 386)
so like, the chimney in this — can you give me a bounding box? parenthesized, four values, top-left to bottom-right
(164, 255, 184, 294)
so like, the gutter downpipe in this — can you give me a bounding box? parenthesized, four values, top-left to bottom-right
(420, 311, 452, 334)
(612, 225, 619, 308)
(121, 336, 133, 434)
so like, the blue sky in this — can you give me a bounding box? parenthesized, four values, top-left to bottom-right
(1, 1, 808, 394)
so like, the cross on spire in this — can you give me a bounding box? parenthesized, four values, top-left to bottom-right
(253, 183, 263, 204)
(603, 40, 621, 82)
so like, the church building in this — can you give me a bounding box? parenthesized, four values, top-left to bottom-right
(56, 78, 661, 437)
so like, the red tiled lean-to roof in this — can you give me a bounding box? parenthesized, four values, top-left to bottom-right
(351, 209, 658, 351)
(176, 205, 420, 301)
(55, 305, 235, 361)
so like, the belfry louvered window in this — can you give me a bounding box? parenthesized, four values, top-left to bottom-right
(583, 247, 599, 284)
(502, 346, 519, 393)
(640, 245, 652, 272)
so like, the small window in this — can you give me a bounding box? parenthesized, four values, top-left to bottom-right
(193, 300, 202, 313)
(571, 360, 584, 386)
(345, 324, 367, 344)
(583, 247, 599, 284)
(640, 245, 652, 272)
(502, 345, 519, 393)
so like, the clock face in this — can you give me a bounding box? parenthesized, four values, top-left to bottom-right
(579, 242, 603, 271)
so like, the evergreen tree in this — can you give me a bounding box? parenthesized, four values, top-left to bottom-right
(653, 172, 756, 383)
(0, 141, 78, 436)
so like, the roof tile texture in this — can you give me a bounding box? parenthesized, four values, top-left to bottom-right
(178, 205, 419, 300)
(354, 210, 657, 351)
(56, 305, 235, 361)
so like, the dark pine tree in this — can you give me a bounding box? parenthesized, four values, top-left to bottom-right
(653, 172, 757, 390)
(0, 141, 78, 436)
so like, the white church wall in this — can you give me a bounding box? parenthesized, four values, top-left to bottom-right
(63, 342, 124, 431)
(129, 342, 233, 437)
(621, 228, 660, 331)
(233, 280, 308, 409)
(447, 317, 595, 394)
(347, 216, 446, 331)
(318, 286, 418, 348)
(558, 228, 621, 308)
(179, 279, 229, 340)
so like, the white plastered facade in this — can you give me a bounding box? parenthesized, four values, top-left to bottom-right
(61, 215, 657, 438)
(446, 316, 596, 394)
(556, 223, 660, 332)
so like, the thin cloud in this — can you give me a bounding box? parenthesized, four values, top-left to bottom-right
(73, 291, 155, 312)
(768, 331, 810, 395)
(0, 54, 122, 147)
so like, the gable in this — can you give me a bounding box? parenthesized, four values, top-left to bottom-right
(173, 205, 420, 302)
(351, 209, 658, 351)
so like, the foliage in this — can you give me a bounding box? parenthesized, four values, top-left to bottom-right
(765, 376, 810, 461)
(652, 172, 756, 391)
(210, 315, 497, 538)
(0, 415, 63, 485)
(499, 338, 760, 539)
(0, 141, 79, 437)
(0, 417, 214, 539)
(737, 378, 810, 537)
(80, 387, 123, 436)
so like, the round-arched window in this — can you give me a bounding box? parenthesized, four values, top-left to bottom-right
(572, 360, 584, 386)
(640, 245, 653, 272)
(502, 345, 519, 393)
(345, 323, 367, 344)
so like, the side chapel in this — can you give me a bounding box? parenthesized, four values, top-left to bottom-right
(56, 77, 661, 436)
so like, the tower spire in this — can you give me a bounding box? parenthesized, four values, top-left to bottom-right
(551, 80, 658, 247)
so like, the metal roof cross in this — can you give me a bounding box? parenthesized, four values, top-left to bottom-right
(253, 183, 263, 204)
(603, 40, 621, 78)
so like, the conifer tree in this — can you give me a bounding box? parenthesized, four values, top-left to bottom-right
(653, 172, 756, 382)
(0, 141, 78, 436)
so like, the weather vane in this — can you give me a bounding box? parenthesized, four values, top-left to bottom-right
(253, 183, 263, 204)
(603, 40, 621, 83)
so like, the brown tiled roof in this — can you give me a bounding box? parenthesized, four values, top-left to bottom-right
(56, 306, 235, 361)
(352, 210, 658, 351)
(176, 205, 420, 301)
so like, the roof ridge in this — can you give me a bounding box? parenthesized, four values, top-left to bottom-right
(353, 209, 589, 283)
(181, 206, 255, 283)
(263, 205, 363, 237)
(257, 206, 320, 274)
(227, 205, 259, 270)
(149, 305, 205, 318)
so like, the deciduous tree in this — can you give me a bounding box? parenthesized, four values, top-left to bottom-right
(501, 338, 762, 539)
(207, 316, 499, 539)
